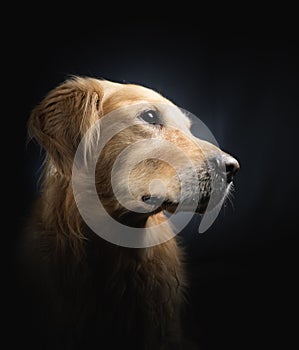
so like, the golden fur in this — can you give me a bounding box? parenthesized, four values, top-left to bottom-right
(20, 76, 237, 349)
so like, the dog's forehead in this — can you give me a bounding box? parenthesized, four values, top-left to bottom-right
(100, 80, 171, 114)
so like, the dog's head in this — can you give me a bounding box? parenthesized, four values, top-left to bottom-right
(29, 76, 239, 228)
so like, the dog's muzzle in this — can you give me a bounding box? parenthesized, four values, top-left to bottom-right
(141, 154, 239, 215)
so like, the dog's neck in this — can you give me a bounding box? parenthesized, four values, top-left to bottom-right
(29, 171, 187, 334)
(85, 210, 177, 261)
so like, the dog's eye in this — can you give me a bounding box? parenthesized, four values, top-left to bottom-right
(95, 97, 100, 111)
(139, 110, 162, 126)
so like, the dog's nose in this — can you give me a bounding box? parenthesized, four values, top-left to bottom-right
(223, 155, 240, 183)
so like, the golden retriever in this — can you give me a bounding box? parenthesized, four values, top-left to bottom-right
(20, 76, 239, 349)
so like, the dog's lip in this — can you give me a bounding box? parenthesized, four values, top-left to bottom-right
(141, 195, 210, 215)
(141, 195, 179, 213)
(164, 200, 209, 215)
(141, 195, 173, 207)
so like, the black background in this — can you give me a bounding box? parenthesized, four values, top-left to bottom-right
(6, 17, 298, 349)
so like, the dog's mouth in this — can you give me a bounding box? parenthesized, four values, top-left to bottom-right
(141, 188, 227, 215)
(141, 195, 183, 214)
(162, 197, 211, 215)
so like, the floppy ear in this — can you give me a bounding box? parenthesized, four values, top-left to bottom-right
(28, 76, 104, 176)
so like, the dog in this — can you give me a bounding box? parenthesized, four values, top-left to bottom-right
(19, 76, 239, 349)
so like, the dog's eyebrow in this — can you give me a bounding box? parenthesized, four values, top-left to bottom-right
(102, 88, 168, 115)
(131, 103, 160, 117)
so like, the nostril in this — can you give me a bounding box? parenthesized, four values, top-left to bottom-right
(225, 157, 240, 183)
(226, 162, 237, 174)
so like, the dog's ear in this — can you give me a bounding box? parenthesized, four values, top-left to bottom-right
(28, 76, 104, 176)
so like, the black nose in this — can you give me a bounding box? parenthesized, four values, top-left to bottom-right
(224, 156, 240, 183)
